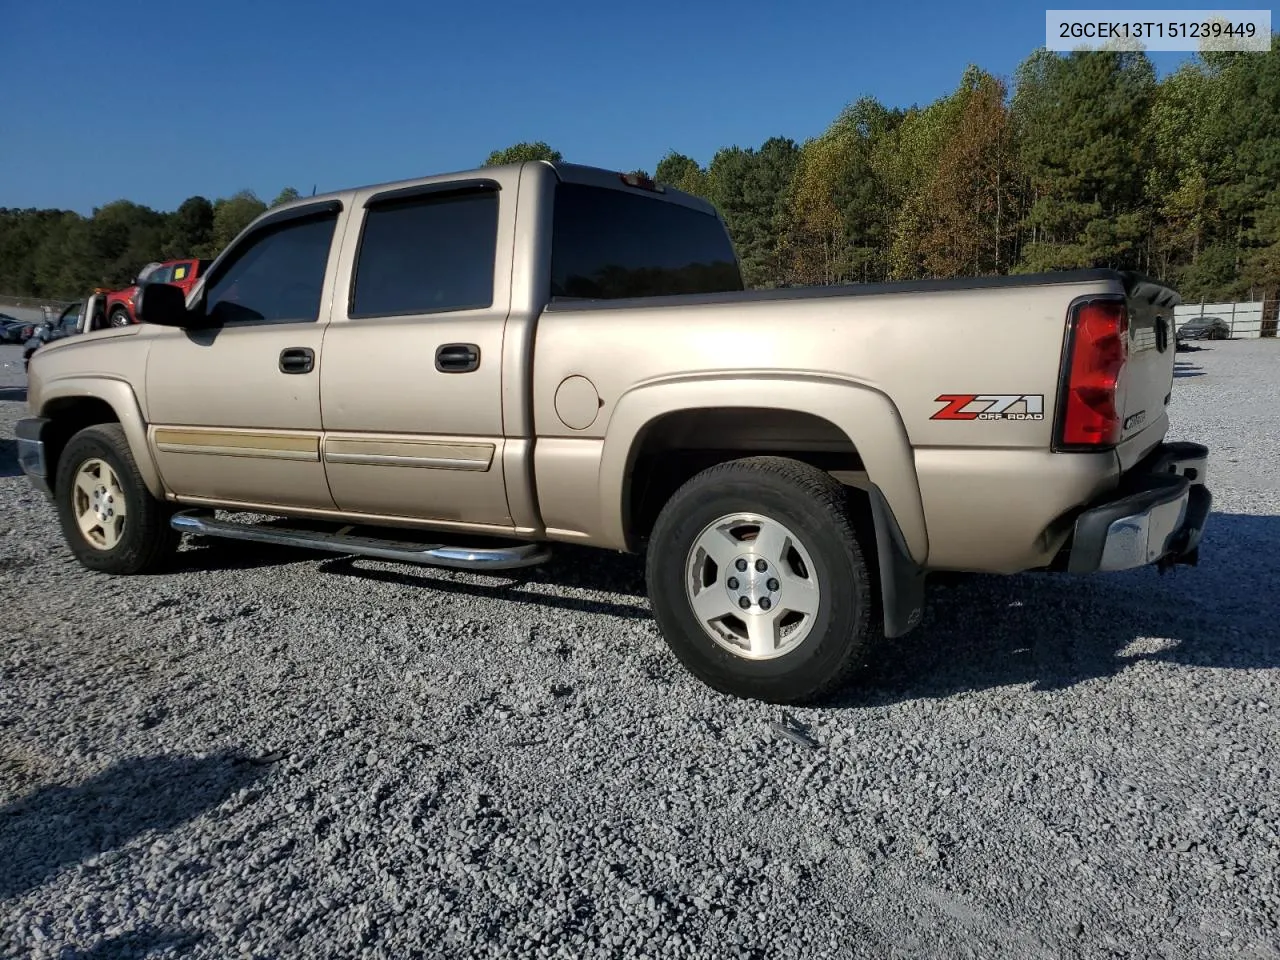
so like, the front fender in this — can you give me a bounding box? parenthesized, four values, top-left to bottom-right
(35, 377, 165, 498)
(598, 375, 928, 564)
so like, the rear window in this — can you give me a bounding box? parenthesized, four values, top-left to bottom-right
(550, 183, 742, 300)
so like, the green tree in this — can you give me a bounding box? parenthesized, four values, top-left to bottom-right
(783, 125, 892, 286)
(1145, 64, 1218, 288)
(207, 190, 267, 257)
(913, 69, 1020, 277)
(872, 86, 968, 278)
(1012, 48, 1157, 272)
(708, 137, 800, 287)
(784, 134, 855, 285)
(271, 187, 302, 207)
(483, 141, 563, 166)
(164, 196, 215, 258)
(655, 151, 709, 197)
(1202, 38, 1280, 297)
(88, 200, 168, 286)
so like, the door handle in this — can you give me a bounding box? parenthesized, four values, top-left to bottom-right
(435, 343, 480, 373)
(279, 347, 315, 374)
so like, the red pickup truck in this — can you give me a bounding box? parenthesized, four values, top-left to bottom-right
(104, 258, 213, 327)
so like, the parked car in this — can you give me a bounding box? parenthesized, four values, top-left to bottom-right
(1176, 315, 1231, 342)
(104, 258, 213, 327)
(0, 313, 28, 343)
(16, 161, 1211, 704)
(23, 301, 83, 370)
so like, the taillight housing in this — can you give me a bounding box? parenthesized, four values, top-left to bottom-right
(1055, 298, 1128, 449)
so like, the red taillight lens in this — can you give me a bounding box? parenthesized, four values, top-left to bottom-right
(1059, 300, 1128, 448)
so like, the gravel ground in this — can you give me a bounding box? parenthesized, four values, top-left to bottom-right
(1, 340, 1278, 960)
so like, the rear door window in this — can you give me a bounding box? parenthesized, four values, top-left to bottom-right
(350, 188, 499, 317)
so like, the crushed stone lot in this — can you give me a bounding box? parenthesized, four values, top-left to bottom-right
(1, 340, 1278, 960)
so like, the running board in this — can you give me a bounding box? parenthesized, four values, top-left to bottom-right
(170, 512, 551, 571)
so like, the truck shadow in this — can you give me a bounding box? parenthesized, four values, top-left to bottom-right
(0, 751, 262, 901)
(0, 438, 22, 478)
(1173, 361, 1205, 378)
(836, 511, 1278, 707)
(174, 536, 330, 573)
(59, 926, 206, 959)
(171, 511, 1276, 706)
(315, 549, 652, 621)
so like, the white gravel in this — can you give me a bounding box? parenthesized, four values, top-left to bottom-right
(1, 340, 1278, 960)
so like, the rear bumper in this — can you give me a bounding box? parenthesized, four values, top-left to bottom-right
(15, 416, 52, 498)
(1066, 441, 1210, 573)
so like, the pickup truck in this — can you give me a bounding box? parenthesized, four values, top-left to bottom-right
(104, 257, 213, 327)
(17, 160, 1212, 704)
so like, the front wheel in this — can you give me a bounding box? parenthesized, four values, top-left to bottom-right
(108, 307, 132, 328)
(645, 456, 879, 704)
(54, 423, 179, 574)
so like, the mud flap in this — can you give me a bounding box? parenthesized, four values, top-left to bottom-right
(864, 484, 926, 638)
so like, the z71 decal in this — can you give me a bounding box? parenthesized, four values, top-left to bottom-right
(932, 394, 1045, 421)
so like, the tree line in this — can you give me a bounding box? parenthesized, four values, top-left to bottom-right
(3, 42, 1277, 302)
(0, 187, 302, 298)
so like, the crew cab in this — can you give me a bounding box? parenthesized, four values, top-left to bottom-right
(17, 161, 1212, 703)
(104, 257, 213, 327)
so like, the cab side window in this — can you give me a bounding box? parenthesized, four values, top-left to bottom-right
(350, 188, 498, 318)
(205, 212, 338, 325)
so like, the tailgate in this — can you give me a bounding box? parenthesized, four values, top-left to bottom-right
(1118, 275, 1179, 448)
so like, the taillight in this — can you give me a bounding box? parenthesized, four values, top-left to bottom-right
(1057, 299, 1128, 449)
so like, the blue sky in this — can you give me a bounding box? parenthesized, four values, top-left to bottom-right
(2, 0, 1200, 214)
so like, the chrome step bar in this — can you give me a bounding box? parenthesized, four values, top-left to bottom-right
(170, 512, 551, 571)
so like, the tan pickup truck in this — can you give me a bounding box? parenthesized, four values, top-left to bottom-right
(17, 160, 1212, 703)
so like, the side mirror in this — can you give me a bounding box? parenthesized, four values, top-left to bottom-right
(135, 282, 206, 327)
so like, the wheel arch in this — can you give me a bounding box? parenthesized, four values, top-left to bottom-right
(37, 378, 165, 498)
(603, 378, 926, 557)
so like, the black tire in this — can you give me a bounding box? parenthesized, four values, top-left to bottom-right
(54, 423, 179, 575)
(645, 456, 879, 704)
(108, 307, 132, 328)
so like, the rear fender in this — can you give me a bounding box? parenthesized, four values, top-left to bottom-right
(600, 375, 929, 564)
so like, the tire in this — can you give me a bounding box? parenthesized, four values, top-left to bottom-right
(645, 456, 879, 704)
(108, 307, 132, 328)
(54, 423, 179, 575)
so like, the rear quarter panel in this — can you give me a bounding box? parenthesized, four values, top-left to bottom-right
(532, 275, 1130, 571)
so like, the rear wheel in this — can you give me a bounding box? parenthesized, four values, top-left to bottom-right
(645, 456, 879, 704)
(54, 423, 179, 574)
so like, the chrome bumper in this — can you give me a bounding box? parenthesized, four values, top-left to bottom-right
(1067, 442, 1211, 573)
(15, 417, 52, 498)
